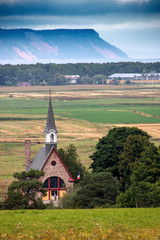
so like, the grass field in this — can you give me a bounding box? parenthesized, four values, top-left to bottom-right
(0, 208, 160, 239)
(0, 85, 160, 197)
(1, 97, 160, 123)
(56, 98, 160, 124)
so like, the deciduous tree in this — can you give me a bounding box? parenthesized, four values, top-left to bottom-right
(119, 134, 151, 190)
(90, 127, 149, 180)
(72, 172, 119, 208)
(61, 172, 119, 208)
(58, 144, 86, 182)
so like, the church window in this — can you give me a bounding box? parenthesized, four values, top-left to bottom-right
(43, 177, 65, 200)
(50, 133, 54, 141)
(43, 177, 65, 189)
(43, 178, 49, 188)
(50, 177, 58, 188)
(60, 178, 65, 188)
(51, 161, 56, 166)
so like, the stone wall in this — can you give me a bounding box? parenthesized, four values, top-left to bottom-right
(42, 150, 74, 188)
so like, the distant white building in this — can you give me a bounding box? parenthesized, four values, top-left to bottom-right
(108, 73, 143, 80)
(65, 75, 80, 84)
(108, 73, 160, 80)
(146, 73, 160, 80)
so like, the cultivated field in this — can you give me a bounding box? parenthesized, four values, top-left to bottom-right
(0, 85, 160, 197)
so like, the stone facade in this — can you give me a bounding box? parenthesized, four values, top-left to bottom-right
(40, 148, 74, 201)
(42, 149, 74, 189)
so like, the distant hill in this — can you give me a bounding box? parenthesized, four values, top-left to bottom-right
(0, 29, 128, 63)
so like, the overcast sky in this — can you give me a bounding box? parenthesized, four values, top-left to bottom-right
(0, 0, 160, 58)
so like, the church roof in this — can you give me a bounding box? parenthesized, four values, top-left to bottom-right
(44, 96, 57, 134)
(27, 145, 51, 171)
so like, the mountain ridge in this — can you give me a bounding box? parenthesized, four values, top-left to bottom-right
(0, 28, 128, 63)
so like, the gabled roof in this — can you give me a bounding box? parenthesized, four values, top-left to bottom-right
(27, 145, 75, 182)
(44, 96, 57, 134)
(27, 145, 51, 171)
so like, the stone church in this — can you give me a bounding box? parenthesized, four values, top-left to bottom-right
(25, 94, 75, 202)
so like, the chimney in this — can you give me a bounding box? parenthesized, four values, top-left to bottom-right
(25, 140, 31, 170)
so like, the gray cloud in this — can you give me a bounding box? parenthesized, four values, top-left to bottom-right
(0, 0, 160, 18)
(0, 0, 159, 57)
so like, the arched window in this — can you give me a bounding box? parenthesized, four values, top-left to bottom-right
(43, 177, 65, 200)
(43, 178, 49, 188)
(50, 133, 54, 142)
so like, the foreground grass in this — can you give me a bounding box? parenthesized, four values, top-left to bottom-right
(0, 209, 160, 239)
(1, 227, 160, 240)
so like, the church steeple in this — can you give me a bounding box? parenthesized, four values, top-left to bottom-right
(44, 89, 58, 149)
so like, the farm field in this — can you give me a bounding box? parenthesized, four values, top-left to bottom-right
(1, 95, 160, 123)
(0, 85, 160, 197)
(0, 208, 160, 239)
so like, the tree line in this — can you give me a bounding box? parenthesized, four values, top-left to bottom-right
(61, 127, 160, 208)
(0, 62, 160, 86)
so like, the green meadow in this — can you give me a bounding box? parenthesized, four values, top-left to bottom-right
(0, 208, 160, 238)
(0, 97, 160, 123)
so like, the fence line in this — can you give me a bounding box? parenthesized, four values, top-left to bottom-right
(0, 140, 44, 144)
